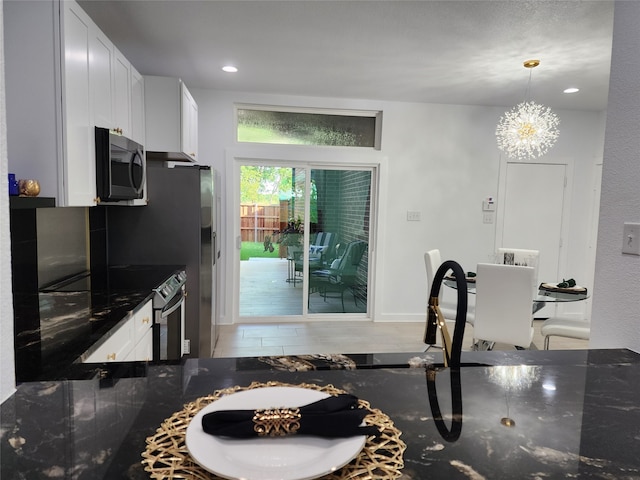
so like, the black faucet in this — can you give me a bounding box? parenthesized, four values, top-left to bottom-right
(424, 260, 468, 368)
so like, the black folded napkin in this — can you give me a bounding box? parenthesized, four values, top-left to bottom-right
(202, 393, 379, 439)
(557, 278, 576, 288)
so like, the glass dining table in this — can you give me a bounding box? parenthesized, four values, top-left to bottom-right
(443, 277, 589, 314)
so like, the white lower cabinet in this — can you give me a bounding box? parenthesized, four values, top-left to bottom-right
(133, 328, 154, 362)
(129, 301, 153, 361)
(83, 300, 153, 363)
(84, 319, 134, 363)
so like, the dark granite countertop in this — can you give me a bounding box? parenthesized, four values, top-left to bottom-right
(13, 265, 185, 382)
(2, 348, 640, 479)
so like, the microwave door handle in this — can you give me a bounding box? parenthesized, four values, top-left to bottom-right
(130, 149, 145, 195)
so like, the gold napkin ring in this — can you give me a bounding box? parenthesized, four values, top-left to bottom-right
(253, 407, 302, 436)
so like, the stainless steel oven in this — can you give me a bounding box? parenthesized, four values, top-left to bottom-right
(152, 270, 187, 361)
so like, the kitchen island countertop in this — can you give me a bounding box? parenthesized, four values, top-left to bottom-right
(2, 348, 640, 479)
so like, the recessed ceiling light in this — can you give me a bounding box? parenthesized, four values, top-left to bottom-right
(222, 65, 238, 73)
(564, 87, 580, 94)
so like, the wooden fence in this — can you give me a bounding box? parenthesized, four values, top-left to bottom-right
(240, 203, 287, 242)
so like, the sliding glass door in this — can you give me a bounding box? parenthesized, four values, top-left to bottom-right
(238, 162, 373, 318)
(306, 168, 371, 314)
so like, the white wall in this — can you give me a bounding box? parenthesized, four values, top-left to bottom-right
(1, 0, 17, 403)
(590, 1, 640, 352)
(193, 88, 605, 325)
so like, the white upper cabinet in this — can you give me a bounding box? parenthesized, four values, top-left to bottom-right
(130, 66, 146, 146)
(4, 0, 144, 207)
(113, 48, 132, 137)
(90, 27, 116, 131)
(145, 76, 198, 161)
(181, 83, 199, 161)
(89, 31, 140, 141)
(60, 1, 96, 206)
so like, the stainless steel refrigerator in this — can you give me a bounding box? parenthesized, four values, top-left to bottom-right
(107, 163, 219, 358)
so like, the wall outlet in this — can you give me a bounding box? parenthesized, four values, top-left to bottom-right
(183, 339, 191, 355)
(483, 212, 494, 224)
(622, 222, 640, 255)
(407, 210, 421, 221)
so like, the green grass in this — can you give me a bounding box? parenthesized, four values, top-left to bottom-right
(241, 242, 281, 261)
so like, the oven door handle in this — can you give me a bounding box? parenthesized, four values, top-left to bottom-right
(159, 290, 185, 319)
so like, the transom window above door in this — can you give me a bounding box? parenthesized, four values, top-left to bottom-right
(236, 105, 382, 149)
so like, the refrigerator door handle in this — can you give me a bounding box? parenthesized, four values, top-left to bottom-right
(212, 232, 216, 266)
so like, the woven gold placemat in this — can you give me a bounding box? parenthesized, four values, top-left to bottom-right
(141, 381, 406, 479)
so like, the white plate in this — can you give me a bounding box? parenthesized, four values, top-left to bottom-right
(185, 387, 367, 480)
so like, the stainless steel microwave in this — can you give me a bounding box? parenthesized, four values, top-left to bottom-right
(95, 127, 145, 202)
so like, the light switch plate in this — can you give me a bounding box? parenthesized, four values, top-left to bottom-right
(622, 222, 640, 255)
(407, 210, 421, 221)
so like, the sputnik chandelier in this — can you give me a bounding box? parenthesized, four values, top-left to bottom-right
(495, 60, 560, 160)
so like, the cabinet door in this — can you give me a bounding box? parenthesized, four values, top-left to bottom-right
(181, 82, 198, 161)
(132, 328, 153, 362)
(130, 67, 145, 146)
(130, 301, 153, 361)
(188, 97, 198, 160)
(132, 301, 153, 343)
(84, 320, 134, 363)
(90, 28, 115, 130)
(62, 1, 96, 206)
(114, 48, 132, 137)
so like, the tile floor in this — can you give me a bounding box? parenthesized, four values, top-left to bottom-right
(229, 258, 589, 358)
(213, 320, 589, 358)
(240, 258, 365, 316)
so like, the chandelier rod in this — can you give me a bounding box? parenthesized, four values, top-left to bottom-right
(523, 59, 540, 103)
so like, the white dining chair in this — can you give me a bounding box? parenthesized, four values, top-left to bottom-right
(473, 263, 536, 350)
(540, 316, 590, 349)
(496, 247, 540, 293)
(424, 249, 475, 326)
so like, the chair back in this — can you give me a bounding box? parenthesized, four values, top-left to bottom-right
(335, 241, 367, 277)
(496, 247, 540, 292)
(310, 232, 338, 260)
(424, 249, 443, 302)
(496, 247, 539, 266)
(473, 263, 535, 348)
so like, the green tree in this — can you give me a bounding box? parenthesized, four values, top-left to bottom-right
(240, 166, 293, 204)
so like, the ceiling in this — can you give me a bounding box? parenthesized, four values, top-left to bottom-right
(78, 0, 615, 112)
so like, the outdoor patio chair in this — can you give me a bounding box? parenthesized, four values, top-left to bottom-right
(309, 240, 367, 312)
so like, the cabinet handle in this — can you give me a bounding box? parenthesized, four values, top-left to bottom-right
(107, 353, 116, 361)
(142, 317, 150, 324)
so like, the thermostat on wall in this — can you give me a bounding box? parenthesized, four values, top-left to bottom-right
(482, 197, 496, 211)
